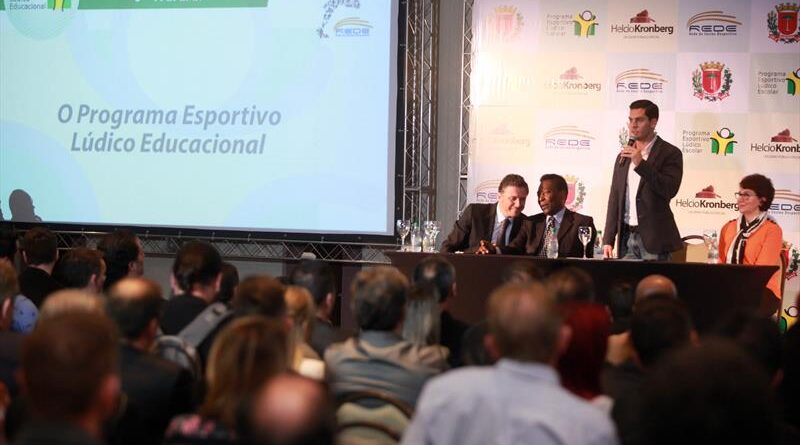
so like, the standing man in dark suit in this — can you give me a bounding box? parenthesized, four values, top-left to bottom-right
(440, 174, 529, 253)
(603, 100, 683, 260)
(487, 174, 596, 258)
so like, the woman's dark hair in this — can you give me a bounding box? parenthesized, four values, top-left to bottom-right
(740, 173, 775, 212)
(172, 241, 222, 293)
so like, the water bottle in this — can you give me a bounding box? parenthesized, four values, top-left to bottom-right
(546, 224, 559, 259)
(410, 222, 422, 252)
(594, 230, 604, 258)
(707, 231, 719, 264)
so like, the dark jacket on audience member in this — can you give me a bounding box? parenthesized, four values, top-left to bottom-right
(440, 311, 469, 368)
(13, 421, 105, 445)
(119, 344, 195, 444)
(18, 267, 62, 308)
(309, 316, 351, 358)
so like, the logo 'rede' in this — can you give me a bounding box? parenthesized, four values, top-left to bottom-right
(692, 61, 732, 101)
(768, 3, 800, 43)
(475, 180, 501, 204)
(318, 0, 361, 39)
(710, 128, 736, 155)
(615, 68, 667, 93)
(687, 10, 741, 36)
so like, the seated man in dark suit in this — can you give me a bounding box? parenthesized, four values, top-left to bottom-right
(487, 174, 596, 258)
(106, 277, 194, 445)
(440, 174, 529, 253)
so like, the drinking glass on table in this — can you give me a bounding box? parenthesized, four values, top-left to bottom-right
(423, 220, 441, 252)
(396, 219, 411, 251)
(578, 226, 592, 259)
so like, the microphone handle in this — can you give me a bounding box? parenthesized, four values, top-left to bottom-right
(618, 138, 636, 166)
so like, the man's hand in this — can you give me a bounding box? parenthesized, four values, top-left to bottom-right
(620, 142, 644, 166)
(475, 239, 496, 255)
(603, 244, 614, 259)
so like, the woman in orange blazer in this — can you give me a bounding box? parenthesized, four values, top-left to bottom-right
(718, 174, 783, 310)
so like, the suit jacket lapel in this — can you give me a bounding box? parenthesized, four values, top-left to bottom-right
(637, 136, 663, 196)
(483, 205, 498, 241)
(557, 210, 574, 243)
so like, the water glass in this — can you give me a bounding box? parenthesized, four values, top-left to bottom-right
(578, 226, 592, 259)
(396, 219, 411, 251)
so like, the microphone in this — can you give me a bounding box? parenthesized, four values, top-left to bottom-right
(619, 137, 636, 166)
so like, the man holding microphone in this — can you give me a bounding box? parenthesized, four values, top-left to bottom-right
(602, 100, 683, 260)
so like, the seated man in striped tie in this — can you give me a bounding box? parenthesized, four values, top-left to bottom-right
(481, 174, 596, 258)
(440, 174, 529, 254)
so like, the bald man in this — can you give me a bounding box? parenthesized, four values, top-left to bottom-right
(402, 282, 618, 445)
(635, 274, 677, 303)
(106, 278, 194, 444)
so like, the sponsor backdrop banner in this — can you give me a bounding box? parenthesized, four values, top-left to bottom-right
(467, 0, 800, 329)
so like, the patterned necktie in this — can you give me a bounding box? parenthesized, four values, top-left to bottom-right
(543, 216, 555, 257)
(497, 218, 510, 248)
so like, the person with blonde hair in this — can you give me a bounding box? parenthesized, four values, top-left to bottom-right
(38, 289, 104, 321)
(284, 286, 325, 380)
(163, 316, 288, 444)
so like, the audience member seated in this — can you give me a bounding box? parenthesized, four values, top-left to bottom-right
(401, 282, 618, 445)
(402, 282, 442, 347)
(607, 274, 677, 366)
(711, 309, 782, 385)
(607, 297, 695, 445)
(164, 316, 289, 445)
(634, 274, 677, 302)
(216, 262, 239, 305)
(54, 247, 106, 294)
(556, 302, 612, 411)
(719, 173, 784, 312)
(38, 289, 105, 321)
(285, 285, 325, 380)
(106, 277, 195, 444)
(325, 266, 448, 407)
(14, 312, 120, 445)
(233, 274, 286, 319)
(239, 373, 335, 445)
(546, 266, 596, 303)
(0, 228, 37, 333)
(637, 339, 777, 445)
(98, 229, 144, 291)
(606, 280, 635, 335)
(460, 261, 546, 367)
(412, 256, 469, 368)
(779, 323, 800, 441)
(161, 241, 225, 367)
(290, 260, 351, 357)
(18, 227, 62, 308)
(0, 261, 24, 397)
(440, 173, 529, 253)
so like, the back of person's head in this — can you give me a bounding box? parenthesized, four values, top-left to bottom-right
(285, 285, 315, 329)
(635, 274, 678, 304)
(203, 316, 289, 429)
(217, 262, 240, 304)
(500, 260, 545, 285)
(39, 289, 105, 321)
(21, 227, 57, 266)
(606, 280, 635, 334)
(546, 267, 595, 303)
(631, 296, 693, 368)
(106, 277, 164, 341)
(0, 261, 19, 331)
(556, 302, 610, 400)
(289, 260, 336, 307)
(98, 229, 142, 290)
(234, 275, 286, 319)
(0, 227, 17, 263)
(172, 241, 223, 294)
(241, 373, 335, 445)
(712, 309, 782, 378)
(412, 256, 455, 303)
(401, 282, 441, 346)
(779, 322, 800, 430)
(639, 339, 776, 445)
(487, 282, 561, 363)
(54, 247, 104, 291)
(351, 266, 408, 331)
(21, 311, 119, 422)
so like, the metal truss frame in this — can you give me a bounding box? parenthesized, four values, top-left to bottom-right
(401, 0, 439, 225)
(44, 0, 439, 265)
(457, 0, 474, 218)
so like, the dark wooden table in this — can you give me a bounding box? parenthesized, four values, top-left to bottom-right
(385, 251, 778, 332)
